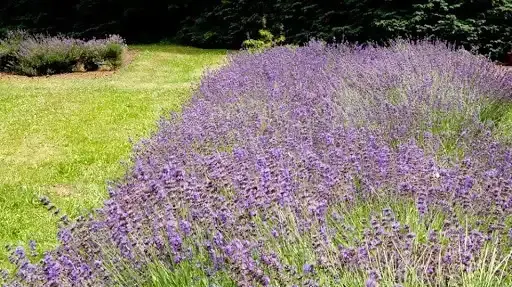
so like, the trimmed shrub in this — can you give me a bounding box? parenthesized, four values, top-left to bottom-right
(0, 32, 126, 76)
(14, 36, 82, 76)
(81, 35, 126, 71)
(102, 41, 125, 69)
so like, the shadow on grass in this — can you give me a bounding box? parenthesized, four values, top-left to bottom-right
(130, 44, 229, 56)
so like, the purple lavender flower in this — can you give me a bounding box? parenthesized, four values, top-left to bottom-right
(42, 254, 61, 283)
(365, 270, 380, 287)
(302, 263, 314, 274)
(179, 220, 192, 236)
(3, 40, 512, 287)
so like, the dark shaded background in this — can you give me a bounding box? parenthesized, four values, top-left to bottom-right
(1, 0, 511, 60)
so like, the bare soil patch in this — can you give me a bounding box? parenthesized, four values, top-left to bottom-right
(51, 184, 75, 197)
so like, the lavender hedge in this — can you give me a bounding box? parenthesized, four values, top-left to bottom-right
(0, 31, 126, 76)
(2, 41, 512, 286)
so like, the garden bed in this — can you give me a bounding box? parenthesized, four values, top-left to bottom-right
(0, 31, 127, 77)
(0, 49, 136, 79)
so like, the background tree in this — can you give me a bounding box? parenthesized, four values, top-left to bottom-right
(0, 0, 510, 60)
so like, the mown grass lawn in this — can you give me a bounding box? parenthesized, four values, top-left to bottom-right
(0, 45, 226, 267)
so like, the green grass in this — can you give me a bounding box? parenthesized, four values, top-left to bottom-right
(143, 197, 512, 287)
(484, 101, 512, 142)
(0, 44, 226, 267)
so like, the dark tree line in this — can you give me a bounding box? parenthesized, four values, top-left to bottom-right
(1, 0, 511, 60)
